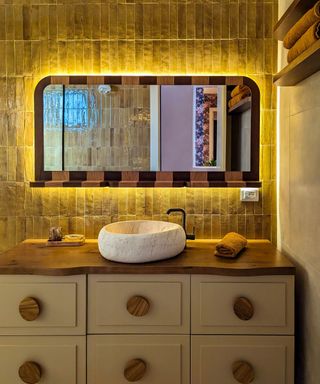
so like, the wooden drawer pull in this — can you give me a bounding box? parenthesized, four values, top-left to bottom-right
(233, 297, 254, 321)
(19, 297, 41, 321)
(19, 361, 42, 384)
(232, 360, 255, 384)
(124, 358, 147, 382)
(127, 295, 150, 317)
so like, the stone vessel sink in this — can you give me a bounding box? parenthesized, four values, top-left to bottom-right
(98, 220, 186, 263)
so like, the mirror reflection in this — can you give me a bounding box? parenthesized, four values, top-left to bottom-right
(43, 83, 252, 172)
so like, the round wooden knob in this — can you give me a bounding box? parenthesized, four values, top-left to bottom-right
(124, 358, 147, 382)
(127, 295, 150, 317)
(232, 360, 255, 384)
(19, 297, 41, 321)
(19, 361, 42, 384)
(233, 297, 254, 321)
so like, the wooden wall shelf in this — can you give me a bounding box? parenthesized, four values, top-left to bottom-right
(274, 40, 320, 86)
(228, 97, 251, 114)
(274, 0, 318, 41)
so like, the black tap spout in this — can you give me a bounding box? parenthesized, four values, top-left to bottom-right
(166, 208, 195, 240)
(166, 208, 186, 231)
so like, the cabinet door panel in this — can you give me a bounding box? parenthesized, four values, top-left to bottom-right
(88, 334, 190, 384)
(192, 335, 294, 384)
(0, 275, 86, 335)
(88, 274, 190, 334)
(0, 336, 86, 384)
(191, 275, 294, 334)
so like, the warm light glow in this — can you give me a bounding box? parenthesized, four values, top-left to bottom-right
(0, 1, 277, 251)
(47, 72, 239, 77)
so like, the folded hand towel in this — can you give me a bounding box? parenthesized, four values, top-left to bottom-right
(231, 85, 250, 99)
(287, 21, 320, 63)
(284, 1, 320, 49)
(215, 232, 248, 258)
(228, 88, 251, 109)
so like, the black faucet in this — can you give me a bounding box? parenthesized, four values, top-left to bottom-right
(166, 208, 196, 240)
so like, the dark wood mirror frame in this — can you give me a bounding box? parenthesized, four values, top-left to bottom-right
(31, 75, 261, 188)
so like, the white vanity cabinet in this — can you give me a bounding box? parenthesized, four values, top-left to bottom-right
(0, 240, 295, 384)
(0, 273, 294, 384)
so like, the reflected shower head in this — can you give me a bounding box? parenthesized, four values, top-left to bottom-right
(98, 84, 112, 94)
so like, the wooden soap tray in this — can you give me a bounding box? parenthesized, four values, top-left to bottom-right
(46, 236, 85, 247)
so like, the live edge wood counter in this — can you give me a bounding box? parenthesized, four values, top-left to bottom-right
(0, 239, 295, 276)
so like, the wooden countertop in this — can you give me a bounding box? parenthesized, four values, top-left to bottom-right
(0, 239, 295, 276)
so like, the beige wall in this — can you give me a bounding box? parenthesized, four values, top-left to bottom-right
(0, 1, 278, 252)
(278, 2, 320, 382)
(279, 73, 320, 384)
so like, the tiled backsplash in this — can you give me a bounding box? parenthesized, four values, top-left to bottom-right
(0, 0, 278, 252)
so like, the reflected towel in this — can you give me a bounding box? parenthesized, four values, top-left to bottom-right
(231, 85, 250, 98)
(284, 1, 320, 49)
(287, 22, 320, 63)
(228, 88, 251, 109)
(215, 232, 248, 258)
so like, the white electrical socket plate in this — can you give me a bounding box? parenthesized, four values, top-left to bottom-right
(240, 188, 259, 202)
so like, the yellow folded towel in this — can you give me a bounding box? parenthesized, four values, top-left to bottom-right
(231, 85, 250, 99)
(215, 232, 248, 258)
(287, 22, 320, 63)
(284, 1, 320, 49)
(228, 88, 251, 109)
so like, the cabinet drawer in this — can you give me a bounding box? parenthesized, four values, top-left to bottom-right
(88, 334, 190, 384)
(191, 275, 294, 334)
(0, 336, 86, 384)
(192, 335, 294, 384)
(88, 274, 190, 334)
(0, 275, 86, 335)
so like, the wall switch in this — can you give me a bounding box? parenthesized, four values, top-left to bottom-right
(240, 188, 259, 202)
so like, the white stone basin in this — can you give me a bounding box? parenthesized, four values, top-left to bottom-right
(98, 220, 186, 263)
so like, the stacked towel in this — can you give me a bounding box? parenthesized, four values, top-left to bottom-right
(215, 232, 248, 258)
(287, 22, 320, 62)
(284, 1, 320, 63)
(284, 1, 320, 49)
(228, 86, 251, 109)
(231, 85, 249, 98)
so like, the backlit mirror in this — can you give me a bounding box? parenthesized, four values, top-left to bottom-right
(42, 82, 253, 172)
(34, 76, 260, 187)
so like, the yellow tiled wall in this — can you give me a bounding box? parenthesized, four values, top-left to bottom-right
(0, 0, 278, 252)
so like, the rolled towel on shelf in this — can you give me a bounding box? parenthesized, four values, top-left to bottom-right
(228, 88, 251, 109)
(215, 232, 248, 258)
(284, 0, 320, 49)
(230, 85, 250, 98)
(287, 21, 320, 63)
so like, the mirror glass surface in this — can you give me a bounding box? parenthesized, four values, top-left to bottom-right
(43, 83, 253, 172)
